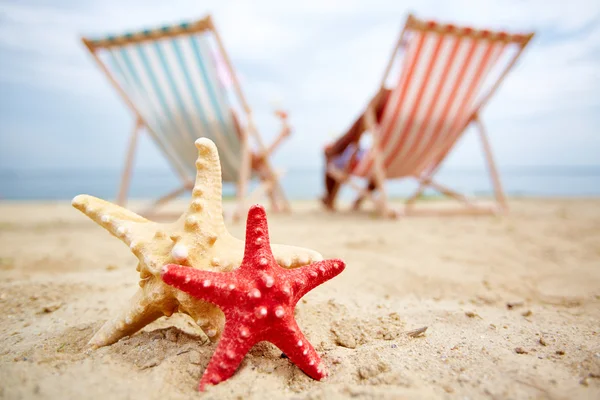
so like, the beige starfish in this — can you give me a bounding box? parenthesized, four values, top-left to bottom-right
(72, 138, 323, 348)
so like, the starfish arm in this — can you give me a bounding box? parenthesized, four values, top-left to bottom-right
(216, 205, 323, 271)
(198, 319, 255, 391)
(287, 259, 346, 302)
(161, 264, 237, 305)
(189, 138, 225, 220)
(271, 244, 324, 269)
(268, 319, 327, 380)
(72, 194, 148, 247)
(239, 204, 324, 267)
(88, 285, 174, 348)
(240, 204, 274, 267)
(211, 237, 323, 272)
(173, 292, 226, 341)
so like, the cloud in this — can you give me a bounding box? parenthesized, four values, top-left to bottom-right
(0, 0, 599, 172)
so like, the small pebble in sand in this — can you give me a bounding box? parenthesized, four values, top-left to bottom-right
(443, 384, 454, 393)
(176, 348, 191, 356)
(406, 327, 428, 338)
(580, 377, 589, 386)
(515, 347, 528, 354)
(41, 302, 62, 313)
(138, 359, 159, 370)
(506, 301, 524, 310)
(465, 311, 479, 318)
(539, 337, 547, 346)
(555, 350, 565, 356)
(521, 310, 533, 317)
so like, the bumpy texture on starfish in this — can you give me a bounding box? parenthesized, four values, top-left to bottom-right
(71, 138, 323, 348)
(162, 204, 345, 391)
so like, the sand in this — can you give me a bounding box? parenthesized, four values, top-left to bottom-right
(0, 198, 599, 399)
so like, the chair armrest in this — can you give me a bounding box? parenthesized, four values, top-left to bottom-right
(255, 109, 292, 164)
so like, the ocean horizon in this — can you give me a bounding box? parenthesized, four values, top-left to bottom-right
(1, 165, 600, 202)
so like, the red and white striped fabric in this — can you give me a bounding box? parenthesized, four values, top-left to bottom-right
(353, 19, 527, 179)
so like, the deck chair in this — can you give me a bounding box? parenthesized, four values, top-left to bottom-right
(327, 14, 534, 217)
(81, 14, 291, 219)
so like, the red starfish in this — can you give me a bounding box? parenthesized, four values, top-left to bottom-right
(161, 204, 345, 391)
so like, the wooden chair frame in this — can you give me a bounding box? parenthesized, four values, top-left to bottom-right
(81, 15, 291, 219)
(327, 14, 534, 217)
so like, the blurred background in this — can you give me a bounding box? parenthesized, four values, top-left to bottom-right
(1, 0, 599, 202)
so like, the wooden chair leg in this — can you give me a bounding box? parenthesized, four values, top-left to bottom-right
(263, 169, 288, 214)
(233, 134, 252, 223)
(141, 184, 189, 219)
(423, 178, 473, 206)
(363, 105, 391, 217)
(406, 178, 427, 207)
(406, 174, 499, 216)
(259, 111, 291, 161)
(474, 116, 508, 212)
(268, 171, 291, 213)
(247, 171, 284, 207)
(116, 119, 142, 206)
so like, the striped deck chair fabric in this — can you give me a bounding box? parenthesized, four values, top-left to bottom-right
(337, 14, 534, 216)
(354, 16, 533, 180)
(82, 15, 290, 217)
(85, 20, 242, 183)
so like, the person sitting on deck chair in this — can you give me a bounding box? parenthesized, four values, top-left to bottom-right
(216, 52, 291, 206)
(231, 109, 291, 172)
(322, 86, 392, 211)
(231, 108, 291, 212)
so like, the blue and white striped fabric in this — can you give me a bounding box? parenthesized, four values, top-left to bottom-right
(99, 33, 243, 182)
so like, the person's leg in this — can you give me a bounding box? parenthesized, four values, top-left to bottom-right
(349, 88, 392, 210)
(325, 116, 366, 161)
(322, 108, 369, 209)
(329, 86, 391, 153)
(373, 87, 392, 123)
(367, 179, 377, 192)
(323, 87, 392, 210)
(321, 171, 339, 211)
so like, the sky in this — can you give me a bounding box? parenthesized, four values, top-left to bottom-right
(0, 0, 599, 177)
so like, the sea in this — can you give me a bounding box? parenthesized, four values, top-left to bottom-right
(1, 166, 599, 202)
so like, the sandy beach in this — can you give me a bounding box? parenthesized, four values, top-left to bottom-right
(0, 198, 599, 399)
